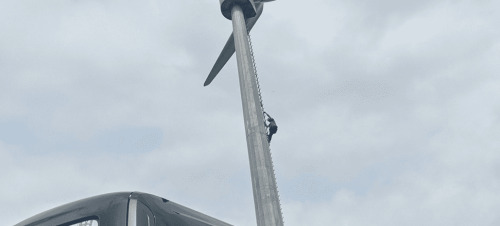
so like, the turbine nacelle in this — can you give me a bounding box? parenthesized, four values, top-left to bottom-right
(219, 0, 257, 20)
(253, 0, 275, 2)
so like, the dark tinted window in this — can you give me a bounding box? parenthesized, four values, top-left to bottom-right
(69, 220, 98, 226)
(137, 201, 154, 226)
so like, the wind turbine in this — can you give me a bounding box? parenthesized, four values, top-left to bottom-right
(205, 1, 284, 226)
(14, 1, 285, 226)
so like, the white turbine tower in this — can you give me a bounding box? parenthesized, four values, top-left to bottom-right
(205, 1, 284, 226)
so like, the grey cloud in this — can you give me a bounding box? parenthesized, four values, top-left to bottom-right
(2, 0, 500, 225)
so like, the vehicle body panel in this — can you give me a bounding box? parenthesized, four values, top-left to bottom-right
(15, 192, 232, 226)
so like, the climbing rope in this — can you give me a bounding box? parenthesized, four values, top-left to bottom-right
(247, 33, 266, 118)
(247, 32, 274, 136)
(247, 31, 285, 224)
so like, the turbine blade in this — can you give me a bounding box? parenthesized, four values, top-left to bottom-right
(204, 3, 264, 86)
(204, 33, 235, 86)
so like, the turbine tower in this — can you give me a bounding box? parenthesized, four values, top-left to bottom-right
(205, 1, 284, 226)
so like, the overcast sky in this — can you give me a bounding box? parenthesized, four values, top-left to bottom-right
(1, 0, 500, 225)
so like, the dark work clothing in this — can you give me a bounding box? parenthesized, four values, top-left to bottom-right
(267, 119, 278, 143)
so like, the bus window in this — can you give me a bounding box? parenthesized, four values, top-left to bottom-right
(129, 198, 154, 226)
(137, 201, 153, 226)
(69, 220, 98, 226)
